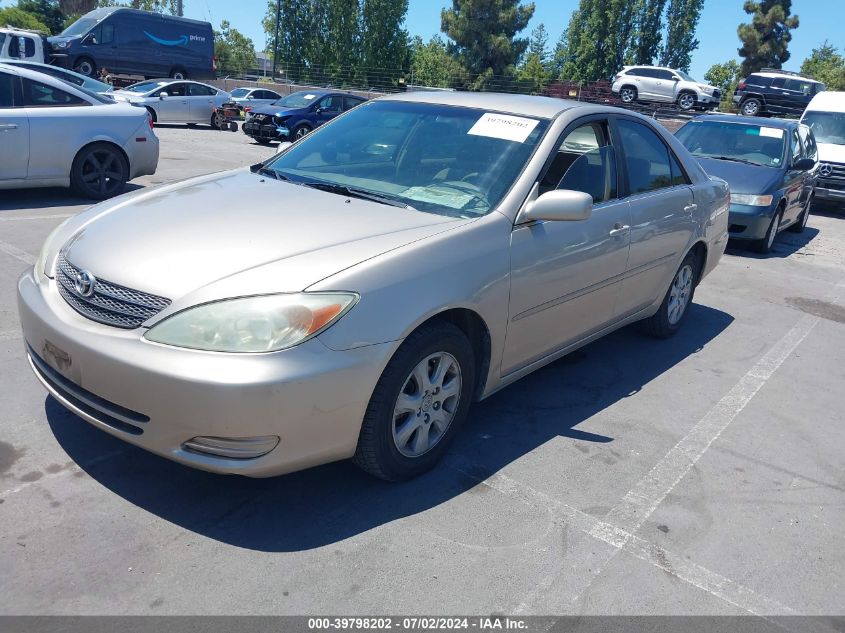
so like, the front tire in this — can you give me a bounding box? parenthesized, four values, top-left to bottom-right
(641, 252, 699, 339)
(73, 57, 95, 77)
(353, 322, 476, 481)
(169, 67, 187, 80)
(70, 143, 128, 200)
(292, 123, 312, 140)
(788, 196, 812, 233)
(677, 91, 697, 111)
(754, 208, 782, 253)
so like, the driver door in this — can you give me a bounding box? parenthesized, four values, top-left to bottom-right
(502, 118, 632, 375)
(153, 82, 189, 122)
(0, 70, 29, 180)
(315, 94, 343, 127)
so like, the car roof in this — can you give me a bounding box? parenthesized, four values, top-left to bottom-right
(805, 91, 845, 113)
(691, 114, 799, 129)
(748, 70, 820, 83)
(379, 90, 580, 119)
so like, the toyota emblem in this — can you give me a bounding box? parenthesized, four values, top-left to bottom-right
(74, 270, 96, 298)
(819, 163, 833, 177)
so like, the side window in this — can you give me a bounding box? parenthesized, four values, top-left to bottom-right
(0, 72, 14, 108)
(790, 130, 802, 161)
(188, 83, 214, 96)
(641, 68, 659, 78)
(799, 126, 818, 161)
(343, 96, 364, 111)
(20, 78, 87, 107)
(318, 95, 343, 112)
(100, 23, 114, 45)
(669, 153, 690, 186)
(627, 68, 643, 77)
(617, 119, 678, 194)
(9, 36, 36, 59)
(163, 83, 186, 97)
(658, 70, 674, 80)
(771, 77, 787, 89)
(540, 121, 617, 203)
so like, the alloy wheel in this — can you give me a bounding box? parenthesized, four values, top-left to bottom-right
(295, 126, 310, 140)
(667, 264, 694, 326)
(679, 93, 695, 110)
(742, 100, 759, 116)
(392, 352, 462, 458)
(620, 88, 635, 103)
(80, 149, 124, 197)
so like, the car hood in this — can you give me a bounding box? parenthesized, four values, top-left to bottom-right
(251, 105, 307, 117)
(62, 169, 466, 302)
(817, 142, 845, 164)
(695, 157, 782, 195)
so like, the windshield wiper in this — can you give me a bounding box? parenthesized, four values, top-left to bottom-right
(302, 181, 415, 209)
(706, 155, 758, 166)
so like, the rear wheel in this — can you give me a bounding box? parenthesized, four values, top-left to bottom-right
(210, 111, 222, 129)
(73, 57, 95, 77)
(754, 208, 783, 253)
(619, 86, 637, 104)
(353, 322, 475, 481)
(169, 67, 187, 80)
(641, 252, 699, 339)
(741, 97, 762, 117)
(70, 143, 128, 200)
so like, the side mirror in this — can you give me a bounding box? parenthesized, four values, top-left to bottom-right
(315, 106, 323, 114)
(522, 189, 593, 223)
(793, 157, 815, 171)
(159, 92, 168, 99)
(246, 95, 254, 100)
(275, 141, 292, 154)
(672, 76, 680, 82)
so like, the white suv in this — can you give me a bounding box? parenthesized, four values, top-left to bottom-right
(612, 66, 721, 111)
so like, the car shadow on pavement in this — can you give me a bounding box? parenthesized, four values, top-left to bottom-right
(46, 303, 733, 552)
(726, 226, 819, 259)
(0, 184, 145, 212)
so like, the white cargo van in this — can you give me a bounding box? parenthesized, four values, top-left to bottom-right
(802, 91, 845, 207)
(0, 27, 47, 63)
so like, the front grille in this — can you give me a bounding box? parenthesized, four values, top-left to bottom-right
(819, 162, 845, 182)
(55, 253, 171, 329)
(28, 345, 148, 436)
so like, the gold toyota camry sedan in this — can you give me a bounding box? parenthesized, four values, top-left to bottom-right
(18, 91, 729, 480)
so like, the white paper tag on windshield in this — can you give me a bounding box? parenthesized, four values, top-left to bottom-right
(468, 113, 539, 143)
(303, 94, 316, 100)
(759, 127, 784, 138)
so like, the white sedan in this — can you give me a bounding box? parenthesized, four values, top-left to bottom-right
(112, 79, 230, 126)
(0, 63, 159, 199)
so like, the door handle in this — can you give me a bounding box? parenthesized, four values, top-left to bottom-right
(0, 123, 18, 130)
(609, 224, 630, 237)
(684, 203, 698, 213)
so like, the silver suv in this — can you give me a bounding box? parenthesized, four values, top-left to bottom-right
(612, 66, 721, 111)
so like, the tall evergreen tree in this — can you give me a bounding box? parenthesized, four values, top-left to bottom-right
(630, 0, 668, 66)
(738, 0, 799, 76)
(440, 0, 535, 87)
(518, 23, 550, 93)
(360, 0, 409, 88)
(659, 0, 704, 71)
(262, 0, 311, 80)
(560, 0, 635, 82)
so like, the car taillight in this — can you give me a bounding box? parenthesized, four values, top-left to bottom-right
(148, 113, 154, 129)
(737, 81, 746, 90)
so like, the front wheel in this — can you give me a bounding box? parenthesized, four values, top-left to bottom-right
(292, 123, 312, 140)
(70, 143, 128, 200)
(353, 322, 476, 481)
(754, 209, 782, 254)
(741, 98, 762, 117)
(641, 252, 699, 339)
(73, 57, 95, 77)
(677, 92, 696, 111)
(169, 67, 187, 80)
(788, 197, 812, 233)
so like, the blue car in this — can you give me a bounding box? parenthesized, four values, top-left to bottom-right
(676, 115, 817, 253)
(242, 90, 367, 144)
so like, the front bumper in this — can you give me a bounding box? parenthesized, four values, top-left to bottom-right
(727, 202, 777, 241)
(815, 181, 845, 205)
(242, 120, 290, 141)
(17, 269, 395, 477)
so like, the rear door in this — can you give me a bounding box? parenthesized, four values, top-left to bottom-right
(0, 70, 29, 180)
(784, 78, 815, 115)
(767, 77, 790, 112)
(652, 69, 675, 102)
(637, 68, 662, 100)
(613, 117, 696, 319)
(782, 128, 806, 224)
(187, 82, 217, 122)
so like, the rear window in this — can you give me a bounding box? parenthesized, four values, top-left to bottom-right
(746, 75, 773, 87)
(230, 88, 249, 98)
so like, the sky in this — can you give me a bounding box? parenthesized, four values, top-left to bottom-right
(3, 0, 836, 81)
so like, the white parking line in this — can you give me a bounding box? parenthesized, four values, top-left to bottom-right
(0, 214, 72, 222)
(0, 239, 36, 265)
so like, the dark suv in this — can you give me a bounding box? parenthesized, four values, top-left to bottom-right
(733, 69, 825, 117)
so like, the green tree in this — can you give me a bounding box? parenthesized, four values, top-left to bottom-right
(360, 0, 409, 89)
(0, 6, 50, 31)
(738, 0, 799, 76)
(408, 34, 465, 88)
(214, 20, 256, 76)
(262, 0, 311, 81)
(15, 0, 65, 34)
(704, 59, 741, 94)
(440, 0, 535, 89)
(800, 41, 845, 91)
(560, 0, 635, 82)
(630, 0, 668, 66)
(518, 24, 550, 94)
(659, 0, 704, 71)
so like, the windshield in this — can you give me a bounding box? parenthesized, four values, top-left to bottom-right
(273, 91, 322, 108)
(677, 70, 697, 82)
(122, 80, 167, 94)
(230, 88, 249, 98)
(802, 111, 845, 146)
(59, 17, 97, 37)
(262, 101, 548, 218)
(676, 120, 787, 168)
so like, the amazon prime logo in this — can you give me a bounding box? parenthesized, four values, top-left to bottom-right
(74, 270, 96, 298)
(819, 163, 833, 178)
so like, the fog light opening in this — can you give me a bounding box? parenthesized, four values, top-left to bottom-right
(182, 435, 279, 459)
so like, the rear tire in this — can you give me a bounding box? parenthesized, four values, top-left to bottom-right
(741, 97, 762, 117)
(754, 208, 783, 254)
(353, 322, 476, 481)
(169, 67, 187, 80)
(619, 86, 637, 104)
(641, 252, 699, 339)
(70, 143, 128, 200)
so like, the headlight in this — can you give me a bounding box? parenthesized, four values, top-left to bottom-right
(731, 193, 774, 206)
(34, 218, 72, 283)
(53, 41, 69, 49)
(144, 293, 358, 353)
